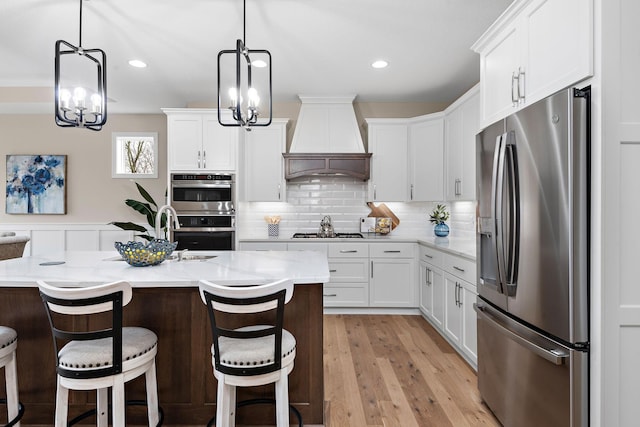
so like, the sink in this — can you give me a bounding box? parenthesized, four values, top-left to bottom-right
(168, 254, 217, 261)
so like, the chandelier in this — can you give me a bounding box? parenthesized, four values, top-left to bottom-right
(54, 0, 107, 131)
(217, 0, 272, 130)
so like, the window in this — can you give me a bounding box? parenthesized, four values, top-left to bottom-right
(112, 132, 158, 178)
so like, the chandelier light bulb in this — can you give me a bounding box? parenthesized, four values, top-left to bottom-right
(73, 87, 86, 108)
(228, 87, 238, 105)
(248, 88, 259, 108)
(59, 89, 71, 109)
(90, 93, 102, 113)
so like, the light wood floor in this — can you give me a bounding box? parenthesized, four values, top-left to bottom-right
(323, 314, 500, 427)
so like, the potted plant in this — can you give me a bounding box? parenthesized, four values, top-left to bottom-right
(429, 204, 450, 237)
(110, 182, 168, 241)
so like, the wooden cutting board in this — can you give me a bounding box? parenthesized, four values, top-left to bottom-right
(367, 202, 400, 230)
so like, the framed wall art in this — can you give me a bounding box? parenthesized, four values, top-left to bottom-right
(6, 154, 67, 214)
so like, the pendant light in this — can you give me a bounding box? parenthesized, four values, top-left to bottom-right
(54, 0, 107, 131)
(217, 0, 272, 130)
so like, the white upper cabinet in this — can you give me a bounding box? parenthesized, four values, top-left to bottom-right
(367, 115, 444, 203)
(472, 0, 593, 126)
(408, 114, 444, 202)
(244, 119, 288, 202)
(366, 119, 409, 202)
(164, 108, 238, 172)
(444, 86, 479, 201)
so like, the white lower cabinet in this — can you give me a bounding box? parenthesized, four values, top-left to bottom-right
(442, 254, 478, 367)
(418, 245, 445, 329)
(324, 243, 369, 307)
(370, 243, 416, 307)
(419, 243, 477, 368)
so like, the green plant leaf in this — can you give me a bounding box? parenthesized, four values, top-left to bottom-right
(125, 199, 156, 227)
(109, 221, 149, 233)
(135, 182, 158, 209)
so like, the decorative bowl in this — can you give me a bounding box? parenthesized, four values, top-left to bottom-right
(114, 239, 178, 267)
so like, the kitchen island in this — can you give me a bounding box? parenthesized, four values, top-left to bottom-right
(0, 250, 329, 426)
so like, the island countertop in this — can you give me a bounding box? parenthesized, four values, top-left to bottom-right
(0, 250, 330, 287)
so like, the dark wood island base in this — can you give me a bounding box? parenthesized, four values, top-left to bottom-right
(0, 284, 324, 426)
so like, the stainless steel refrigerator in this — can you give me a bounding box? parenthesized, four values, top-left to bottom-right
(475, 87, 590, 427)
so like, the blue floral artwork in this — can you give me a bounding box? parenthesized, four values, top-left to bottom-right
(6, 155, 67, 214)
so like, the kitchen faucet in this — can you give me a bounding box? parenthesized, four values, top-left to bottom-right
(155, 204, 180, 240)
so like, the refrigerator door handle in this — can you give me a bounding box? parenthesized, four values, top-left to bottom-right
(504, 132, 520, 294)
(493, 133, 508, 294)
(474, 303, 569, 366)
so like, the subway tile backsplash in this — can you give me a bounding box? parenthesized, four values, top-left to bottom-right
(237, 176, 476, 239)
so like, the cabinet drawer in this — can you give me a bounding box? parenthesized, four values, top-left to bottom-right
(419, 244, 444, 267)
(443, 254, 476, 285)
(328, 260, 368, 282)
(328, 243, 369, 258)
(287, 242, 328, 255)
(240, 242, 288, 251)
(369, 243, 415, 258)
(323, 284, 368, 307)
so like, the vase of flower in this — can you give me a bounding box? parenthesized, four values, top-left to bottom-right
(429, 204, 450, 237)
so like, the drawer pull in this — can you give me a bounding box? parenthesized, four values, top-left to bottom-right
(340, 250, 358, 253)
(329, 269, 337, 273)
(384, 250, 401, 253)
(323, 293, 338, 297)
(453, 266, 465, 272)
(424, 254, 433, 259)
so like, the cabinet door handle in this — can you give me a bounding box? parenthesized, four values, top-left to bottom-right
(329, 269, 337, 273)
(518, 67, 526, 103)
(410, 184, 414, 200)
(371, 261, 374, 278)
(340, 250, 358, 253)
(323, 293, 338, 297)
(427, 268, 432, 285)
(384, 250, 401, 253)
(453, 266, 465, 272)
(278, 183, 281, 200)
(511, 71, 519, 106)
(373, 184, 377, 200)
(197, 150, 201, 168)
(455, 178, 461, 196)
(203, 150, 206, 169)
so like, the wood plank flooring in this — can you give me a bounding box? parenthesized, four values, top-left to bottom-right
(323, 314, 500, 427)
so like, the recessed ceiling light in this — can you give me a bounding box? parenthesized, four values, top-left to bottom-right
(252, 59, 267, 68)
(128, 59, 147, 68)
(371, 60, 388, 69)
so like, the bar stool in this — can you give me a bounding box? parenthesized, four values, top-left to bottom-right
(0, 326, 24, 426)
(37, 280, 162, 427)
(198, 278, 302, 427)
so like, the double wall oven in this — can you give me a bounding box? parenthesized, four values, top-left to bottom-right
(170, 173, 235, 251)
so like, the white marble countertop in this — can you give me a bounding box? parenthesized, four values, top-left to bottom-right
(240, 233, 477, 260)
(0, 250, 330, 288)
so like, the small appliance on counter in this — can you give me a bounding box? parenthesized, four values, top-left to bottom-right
(360, 217, 391, 234)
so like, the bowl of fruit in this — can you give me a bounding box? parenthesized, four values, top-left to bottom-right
(114, 239, 178, 267)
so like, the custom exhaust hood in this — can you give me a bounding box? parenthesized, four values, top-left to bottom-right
(284, 95, 372, 180)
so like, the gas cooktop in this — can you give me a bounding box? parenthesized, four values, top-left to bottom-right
(292, 232, 364, 239)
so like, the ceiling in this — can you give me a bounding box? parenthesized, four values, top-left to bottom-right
(0, 0, 512, 115)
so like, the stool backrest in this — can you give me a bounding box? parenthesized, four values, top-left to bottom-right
(198, 278, 294, 376)
(37, 280, 133, 379)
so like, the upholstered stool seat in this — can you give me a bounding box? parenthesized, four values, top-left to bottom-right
(58, 327, 157, 371)
(216, 325, 296, 370)
(38, 280, 162, 427)
(0, 326, 24, 426)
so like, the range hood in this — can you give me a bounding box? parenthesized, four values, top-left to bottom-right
(284, 95, 372, 180)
